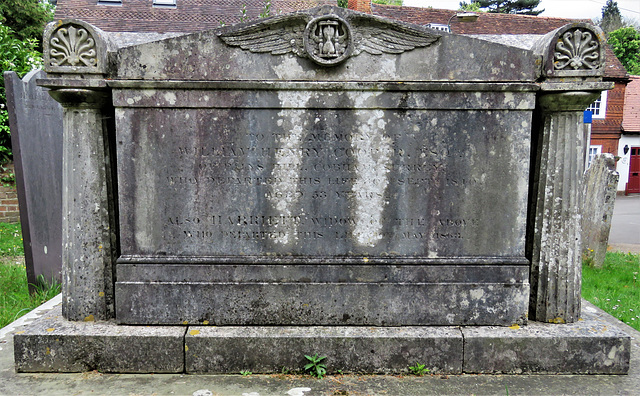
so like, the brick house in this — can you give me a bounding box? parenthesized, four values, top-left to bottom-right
(54, 0, 632, 191)
(620, 76, 640, 194)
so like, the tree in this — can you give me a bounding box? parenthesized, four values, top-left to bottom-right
(609, 26, 640, 74)
(600, 0, 625, 34)
(459, 0, 543, 16)
(459, 2, 482, 12)
(0, 0, 54, 49)
(373, 0, 403, 4)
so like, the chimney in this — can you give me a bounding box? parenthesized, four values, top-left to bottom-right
(347, 0, 372, 14)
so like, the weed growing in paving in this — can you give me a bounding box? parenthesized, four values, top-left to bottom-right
(583, 251, 640, 331)
(303, 354, 327, 379)
(408, 362, 430, 376)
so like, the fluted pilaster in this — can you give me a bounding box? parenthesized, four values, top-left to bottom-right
(529, 91, 601, 323)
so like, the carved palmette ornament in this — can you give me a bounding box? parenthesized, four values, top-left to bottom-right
(541, 23, 605, 78)
(554, 28, 600, 70)
(49, 25, 97, 68)
(218, 11, 440, 66)
(43, 20, 107, 74)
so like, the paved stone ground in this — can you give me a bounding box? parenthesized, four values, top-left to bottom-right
(1, 295, 638, 396)
(609, 194, 640, 253)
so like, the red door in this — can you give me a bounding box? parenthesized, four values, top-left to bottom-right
(628, 147, 640, 194)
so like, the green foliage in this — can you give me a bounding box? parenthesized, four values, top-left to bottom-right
(459, 0, 543, 15)
(373, 0, 403, 5)
(583, 252, 640, 331)
(240, 370, 252, 376)
(258, 0, 272, 18)
(609, 26, 640, 74)
(0, 23, 43, 164)
(239, 4, 248, 23)
(0, 0, 55, 49)
(600, 0, 624, 34)
(459, 2, 482, 12)
(337, 0, 348, 7)
(303, 354, 327, 379)
(408, 362, 430, 376)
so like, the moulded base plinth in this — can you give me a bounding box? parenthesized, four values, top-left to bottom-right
(14, 305, 630, 375)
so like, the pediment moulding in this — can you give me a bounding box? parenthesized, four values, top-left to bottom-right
(41, 7, 606, 88)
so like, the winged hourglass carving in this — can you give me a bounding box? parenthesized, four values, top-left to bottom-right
(218, 13, 441, 66)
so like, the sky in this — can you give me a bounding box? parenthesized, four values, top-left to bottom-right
(402, 0, 640, 22)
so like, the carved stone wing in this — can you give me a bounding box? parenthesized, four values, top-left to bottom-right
(351, 19, 440, 56)
(217, 15, 310, 56)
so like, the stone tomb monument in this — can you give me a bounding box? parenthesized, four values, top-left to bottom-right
(15, 7, 630, 374)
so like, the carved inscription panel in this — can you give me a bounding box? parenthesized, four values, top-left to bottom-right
(116, 95, 531, 259)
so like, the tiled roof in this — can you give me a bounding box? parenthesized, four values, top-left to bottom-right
(622, 76, 640, 133)
(371, 4, 628, 80)
(371, 4, 585, 35)
(54, 0, 336, 32)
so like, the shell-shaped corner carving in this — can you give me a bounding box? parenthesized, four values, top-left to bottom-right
(49, 25, 98, 68)
(554, 28, 600, 70)
(44, 20, 107, 74)
(540, 22, 605, 78)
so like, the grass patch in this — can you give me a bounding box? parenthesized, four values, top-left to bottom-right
(0, 222, 24, 256)
(0, 223, 60, 329)
(583, 251, 640, 331)
(0, 258, 60, 328)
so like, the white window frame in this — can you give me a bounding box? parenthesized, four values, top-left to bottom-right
(153, 0, 177, 7)
(586, 91, 607, 119)
(425, 23, 450, 33)
(587, 145, 602, 169)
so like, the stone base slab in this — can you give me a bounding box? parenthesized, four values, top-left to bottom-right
(13, 306, 185, 373)
(186, 326, 462, 374)
(14, 306, 630, 374)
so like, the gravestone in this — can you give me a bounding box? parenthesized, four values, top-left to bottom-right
(5, 69, 63, 287)
(582, 153, 618, 267)
(13, 9, 630, 374)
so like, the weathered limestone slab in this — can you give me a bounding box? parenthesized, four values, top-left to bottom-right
(463, 307, 631, 374)
(116, 271, 529, 326)
(185, 326, 463, 374)
(582, 153, 619, 267)
(13, 306, 185, 373)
